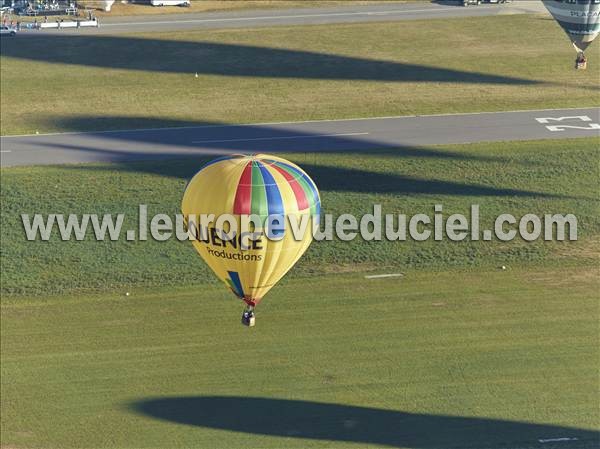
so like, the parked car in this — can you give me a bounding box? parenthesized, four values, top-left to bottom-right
(0, 25, 17, 36)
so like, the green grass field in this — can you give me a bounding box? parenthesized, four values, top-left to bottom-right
(2, 138, 598, 297)
(1, 10, 599, 449)
(1, 14, 598, 135)
(1, 269, 598, 449)
(1, 137, 599, 448)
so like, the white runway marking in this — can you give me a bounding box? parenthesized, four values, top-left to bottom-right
(191, 132, 369, 144)
(545, 123, 600, 132)
(535, 115, 592, 124)
(364, 273, 404, 279)
(535, 115, 600, 132)
(0, 150, 12, 153)
(538, 437, 579, 443)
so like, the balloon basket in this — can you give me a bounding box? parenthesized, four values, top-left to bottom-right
(241, 307, 256, 327)
(575, 53, 587, 70)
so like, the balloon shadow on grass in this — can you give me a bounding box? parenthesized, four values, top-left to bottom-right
(130, 396, 599, 449)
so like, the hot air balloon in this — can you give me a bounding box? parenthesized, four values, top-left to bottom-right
(182, 154, 320, 327)
(542, 0, 600, 69)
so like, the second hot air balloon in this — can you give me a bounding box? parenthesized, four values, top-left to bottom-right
(542, 0, 600, 69)
(182, 154, 320, 327)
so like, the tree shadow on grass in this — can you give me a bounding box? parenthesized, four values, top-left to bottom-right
(130, 396, 599, 449)
(0, 34, 538, 84)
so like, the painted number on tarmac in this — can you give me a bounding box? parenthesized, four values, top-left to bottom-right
(535, 115, 600, 132)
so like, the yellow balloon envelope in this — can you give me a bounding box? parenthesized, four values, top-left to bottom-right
(181, 154, 320, 315)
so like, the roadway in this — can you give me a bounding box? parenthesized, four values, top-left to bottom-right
(17, 1, 548, 35)
(1, 108, 598, 167)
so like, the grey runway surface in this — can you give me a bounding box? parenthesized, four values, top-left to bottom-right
(17, 1, 547, 35)
(2, 108, 598, 167)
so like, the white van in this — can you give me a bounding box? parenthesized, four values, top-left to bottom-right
(150, 0, 190, 6)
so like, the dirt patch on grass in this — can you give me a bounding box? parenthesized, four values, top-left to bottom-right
(524, 267, 599, 288)
(319, 263, 386, 274)
(553, 236, 600, 261)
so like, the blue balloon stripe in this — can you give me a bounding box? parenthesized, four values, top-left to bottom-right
(227, 271, 244, 298)
(257, 162, 284, 216)
(270, 160, 320, 216)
